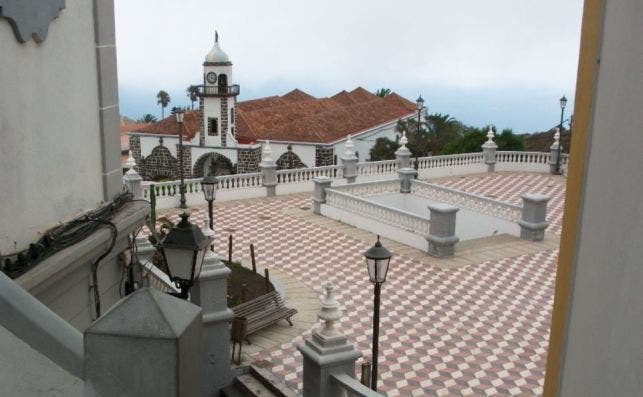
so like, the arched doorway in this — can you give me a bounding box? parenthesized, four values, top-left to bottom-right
(192, 152, 235, 178)
(276, 147, 307, 170)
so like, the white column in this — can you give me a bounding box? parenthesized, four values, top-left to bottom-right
(481, 126, 498, 172)
(260, 140, 278, 196)
(341, 135, 358, 183)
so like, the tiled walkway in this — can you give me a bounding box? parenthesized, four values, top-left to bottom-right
(160, 172, 566, 396)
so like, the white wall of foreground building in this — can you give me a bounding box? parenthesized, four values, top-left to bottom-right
(557, 1, 643, 396)
(334, 115, 415, 161)
(0, 0, 122, 254)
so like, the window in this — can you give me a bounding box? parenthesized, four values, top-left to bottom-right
(207, 117, 218, 136)
(231, 126, 235, 136)
(230, 107, 235, 124)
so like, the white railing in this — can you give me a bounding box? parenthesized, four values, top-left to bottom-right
(496, 151, 550, 165)
(144, 263, 179, 294)
(276, 164, 343, 184)
(331, 179, 399, 197)
(325, 188, 430, 235)
(331, 373, 385, 397)
(411, 180, 522, 221)
(417, 152, 485, 170)
(142, 177, 203, 199)
(217, 172, 262, 191)
(357, 159, 398, 176)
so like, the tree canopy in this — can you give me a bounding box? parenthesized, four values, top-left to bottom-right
(374, 88, 392, 97)
(137, 114, 157, 123)
(156, 90, 171, 119)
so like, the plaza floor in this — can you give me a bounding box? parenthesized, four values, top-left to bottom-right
(160, 172, 566, 396)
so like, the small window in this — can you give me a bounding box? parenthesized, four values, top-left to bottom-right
(230, 108, 235, 124)
(355, 151, 359, 160)
(231, 126, 235, 136)
(208, 117, 218, 136)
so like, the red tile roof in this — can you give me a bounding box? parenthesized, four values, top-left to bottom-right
(132, 88, 416, 144)
(236, 87, 416, 143)
(129, 112, 200, 140)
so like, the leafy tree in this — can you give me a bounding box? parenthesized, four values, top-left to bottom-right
(137, 114, 157, 123)
(156, 90, 171, 119)
(369, 137, 400, 161)
(425, 113, 464, 154)
(495, 128, 525, 151)
(170, 106, 188, 115)
(396, 118, 432, 158)
(186, 85, 199, 110)
(375, 88, 391, 97)
(441, 127, 487, 155)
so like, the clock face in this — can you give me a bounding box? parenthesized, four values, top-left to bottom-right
(206, 72, 217, 84)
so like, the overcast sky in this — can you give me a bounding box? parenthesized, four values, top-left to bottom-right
(115, 0, 583, 133)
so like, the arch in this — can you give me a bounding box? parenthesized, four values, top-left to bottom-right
(276, 150, 307, 170)
(218, 73, 228, 87)
(192, 152, 234, 178)
(140, 145, 178, 181)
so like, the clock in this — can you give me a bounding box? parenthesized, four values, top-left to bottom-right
(206, 72, 217, 84)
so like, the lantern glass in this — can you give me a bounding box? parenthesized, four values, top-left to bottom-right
(416, 95, 424, 111)
(175, 110, 185, 123)
(363, 237, 392, 284)
(164, 247, 195, 281)
(560, 96, 567, 109)
(202, 176, 218, 201)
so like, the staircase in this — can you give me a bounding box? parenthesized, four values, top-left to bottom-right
(221, 365, 299, 397)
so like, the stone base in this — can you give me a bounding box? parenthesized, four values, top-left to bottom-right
(426, 235, 459, 258)
(266, 184, 276, 197)
(486, 163, 496, 173)
(518, 220, 549, 241)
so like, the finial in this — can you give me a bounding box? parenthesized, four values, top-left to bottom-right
(317, 282, 342, 337)
(215, 30, 218, 43)
(486, 125, 495, 143)
(554, 127, 560, 143)
(344, 134, 355, 157)
(125, 150, 138, 175)
(400, 131, 408, 149)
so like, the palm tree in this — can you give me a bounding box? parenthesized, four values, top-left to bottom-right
(137, 113, 158, 123)
(156, 90, 171, 119)
(425, 113, 463, 153)
(375, 88, 392, 97)
(186, 85, 199, 110)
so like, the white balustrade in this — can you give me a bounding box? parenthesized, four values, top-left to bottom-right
(416, 152, 485, 170)
(325, 189, 430, 235)
(331, 179, 399, 197)
(356, 159, 398, 176)
(217, 172, 262, 190)
(276, 165, 344, 184)
(411, 180, 522, 221)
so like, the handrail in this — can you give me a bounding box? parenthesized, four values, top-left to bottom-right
(276, 164, 343, 184)
(330, 373, 386, 397)
(411, 179, 522, 221)
(325, 188, 430, 235)
(196, 84, 240, 96)
(357, 159, 398, 175)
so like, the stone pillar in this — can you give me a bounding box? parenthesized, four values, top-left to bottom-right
(481, 126, 498, 172)
(313, 177, 332, 215)
(260, 140, 278, 197)
(398, 168, 416, 193)
(84, 288, 203, 396)
(190, 229, 234, 396)
(518, 194, 550, 241)
(395, 131, 412, 169)
(122, 151, 143, 198)
(297, 282, 362, 397)
(341, 134, 358, 184)
(549, 128, 561, 174)
(426, 203, 460, 258)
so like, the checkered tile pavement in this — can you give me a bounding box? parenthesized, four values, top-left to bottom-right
(156, 172, 565, 396)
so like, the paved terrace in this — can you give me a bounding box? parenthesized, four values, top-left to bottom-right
(159, 171, 566, 396)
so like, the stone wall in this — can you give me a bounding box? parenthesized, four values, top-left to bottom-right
(221, 99, 228, 147)
(139, 145, 178, 181)
(199, 97, 205, 146)
(315, 145, 335, 166)
(237, 146, 262, 173)
(176, 144, 193, 179)
(129, 135, 141, 162)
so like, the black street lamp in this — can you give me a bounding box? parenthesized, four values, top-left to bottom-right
(557, 96, 567, 174)
(363, 236, 392, 391)
(159, 212, 214, 299)
(176, 110, 187, 209)
(414, 95, 425, 179)
(201, 175, 218, 230)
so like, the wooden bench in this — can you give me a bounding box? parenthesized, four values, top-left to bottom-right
(231, 290, 297, 343)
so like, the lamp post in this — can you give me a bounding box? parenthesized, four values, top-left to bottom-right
(557, 96, 567, 174)
(363, 236, 392, 391)
(201, 175, 218, 230)
(414, 95, 425, 179)
(159, 212, 214, 299)
(176, 110, 187, 209)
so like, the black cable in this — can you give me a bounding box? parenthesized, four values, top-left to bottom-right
(81, 219, 117, 319)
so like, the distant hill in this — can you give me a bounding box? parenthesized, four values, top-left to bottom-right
(522, 129, 571, 153)
(120, 115, 137, 124)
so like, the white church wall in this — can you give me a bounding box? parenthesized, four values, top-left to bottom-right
(271, 142, 317, 168)
(0, 0, 118, 254)
(139, 135, 179, 157)
(332, 115, 413, 161)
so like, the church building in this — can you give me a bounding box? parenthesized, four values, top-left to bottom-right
(129, 33, 420, 181)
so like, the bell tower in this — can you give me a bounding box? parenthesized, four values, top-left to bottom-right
(197, 31, 240, 148)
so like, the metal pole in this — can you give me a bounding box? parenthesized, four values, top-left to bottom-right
(207, 199, 214, 230)
(371, 282, 382, 391)
(557, 106, 565, 174)
(179, 121, 187, 208)
(414, 108, 420, 179)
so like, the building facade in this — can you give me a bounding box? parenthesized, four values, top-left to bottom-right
(130, 34, 420, 180)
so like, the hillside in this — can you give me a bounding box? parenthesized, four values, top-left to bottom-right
(522, 129, 571, 153)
